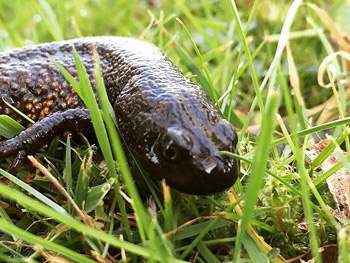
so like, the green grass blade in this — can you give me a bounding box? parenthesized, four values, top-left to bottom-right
(170, 42, 212, 95)
(71, 47, 136, 243)
(64, 135, 73, 197)
(197, 241, 220, 263)
(85, 182, 111, 213)
(75, 159, 90, 208)
(225, 0, 262, 121)
(173, 0, 216, 48)
(92, 50, 150, 241)
(0, 218, 98, 263)
(310, 128, 349, 169)
(237, 0, 303, 142)
(180, 217, 221, 259)
(0, 115, 24, 138)
(176, 18, 218, 105)
(0, 183, 187, 263)
(2, 99, 35, 124)
(227, 0, 264, 113)
(30, 0, 64, 41)
(172, 219, 232, 241)
(233, 90, 280, 261)
(270, 117, 350, 148)
(243, 234, 269, 263)
(54, 61, 87, 105)
(314, 155, 350, 187)
(0, 168, 68, 215)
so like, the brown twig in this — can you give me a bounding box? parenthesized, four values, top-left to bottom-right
(119, 189, 132, 204)
(27, 155, 90, 225)
(0, 241, 32, 248)
(113, 213, 137, 227)
(286, 250, 310, 263)
(163, 216, 217, 239)
(1, 201, 24, 217)
(228, 191, 288, 263)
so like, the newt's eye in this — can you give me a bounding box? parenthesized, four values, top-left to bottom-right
(162, 141, 180, 163)
(159, 127, 192, 164)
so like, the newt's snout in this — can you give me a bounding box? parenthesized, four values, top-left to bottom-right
(181, 153, 239, 195)
(139, 118, 239, 195)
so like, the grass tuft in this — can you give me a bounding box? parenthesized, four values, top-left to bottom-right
(0, 0, 349, 262)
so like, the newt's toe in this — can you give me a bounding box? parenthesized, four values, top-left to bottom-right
(7, 150, 26, 174)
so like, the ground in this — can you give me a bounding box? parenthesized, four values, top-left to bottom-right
(0, 0, 349, 262)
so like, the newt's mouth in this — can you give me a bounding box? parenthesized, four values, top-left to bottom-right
(163, 156, 239, 195)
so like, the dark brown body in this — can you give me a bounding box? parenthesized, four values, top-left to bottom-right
(0, 37, 239, 195)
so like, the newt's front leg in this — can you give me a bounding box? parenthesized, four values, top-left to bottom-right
(0, 108, 91, 170)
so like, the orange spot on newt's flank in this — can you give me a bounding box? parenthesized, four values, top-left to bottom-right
(33, 98, 40, 105)
(42, 85, 48, 92)
(19, 88, 26, 95)
(60, 102, 67, 109)
(0, 177, 9, 184)
(63, 131, 71, 138)
(46, 100, 53, 108)
(26, 170, 36, 182)
(35, 103, 43, 110)
(25, 103, 33, 111)
(51, 82, 58, 90)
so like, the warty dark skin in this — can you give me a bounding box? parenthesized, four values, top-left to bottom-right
(0, 37, 239, 195)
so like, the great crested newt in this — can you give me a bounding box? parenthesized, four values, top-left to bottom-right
(0, 37, 239, 195)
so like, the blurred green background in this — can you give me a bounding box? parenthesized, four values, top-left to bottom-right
(1, 0, 349, 118)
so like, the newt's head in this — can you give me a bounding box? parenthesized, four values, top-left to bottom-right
(114, 53, 239, 195)
(117, 79, 239, 195)
(150, 118, 239, 195)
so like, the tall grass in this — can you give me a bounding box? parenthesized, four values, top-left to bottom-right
(0, 0, 349, 262)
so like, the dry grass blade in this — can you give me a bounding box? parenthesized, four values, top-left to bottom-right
(35, 248, 72, 263)
(317, 51, 350, 88)
(228, 192, 288, 263)
(163, 216, 217, 239)
(306, 140, 350, 225)
(306, 3, 350, 53)
(309, 89, 350, 125)
(286, 42, 305, 107)
(27, 155, 89, 224)
(90, 251, 113, 263)
(259, 0, 303, 91)
(120, 235, 127, 263)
